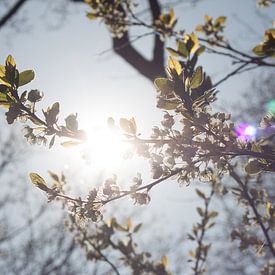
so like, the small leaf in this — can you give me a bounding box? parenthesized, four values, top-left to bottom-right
(119, 118, 137, 135)
(195, 188, 206, 200)
(208, 222, 215, 229)
(204, 15, 212, 22)
(5, 105, 21, 124)
(6, 55, 16, 67)
(178, 40, 189, 58)
(0, 77, 11, 87)
(157, 99, 179, 110)
(188, 250, 196, 259)
(161, 255, 168, 268)
(166, 47, 179, 57)
(196, 207, 204, 216)
(195, 24, 204, 32)
(65, 114, 78, 132)
(252, 44, 265, 56)
(0, 65, 5, 77)
(187, 233, 195, 241)
(86, 12, 97, 20)
(154, 78, 173, 94)
(190, 32, 199, 53)
(168, 56, 182, 75)
(19, 70, 35, 86)
(130, 117, 137, 134)
(49, 135, 56, 149)
(208, 211, 218, 219)
(28, 89, 43, 102)
(29, 173, 49, 191)
(0, 92, 7, 102)
(44, 102, 60, 126)
(190, 66, 203, 89)
(0, 92, 9, 108)
(245, 159, 263, 174)
(215, 16, 226, 25)
(195, 45, 206, 56)
(48, 170, 59, 182)
(133, 223, 142, 233)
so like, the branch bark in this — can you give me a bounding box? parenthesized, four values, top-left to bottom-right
(113, 0, 165, 81)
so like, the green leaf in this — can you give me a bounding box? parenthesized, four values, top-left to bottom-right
(6, 55, 16, 67)
(0, 92, 7, 101)
(215, 16, 226, 25)
(166, 47, 179, 57)
(204, 14, 212, 22)
(195, 45, 206, 56)
(0, 77, 11, 87)
(190, 66, 203, 89)
(29, 173, 49, 191)
(178, 40, 189, 58)
(43, 102, 60, 126)
(187, 233, 195, 240)
(208, 222, 215, 229)
(119, 117, 137, 135)
(195, 24, 204, 32)
(157, 99, 179, 110)
(0, 84, 10, 94)
(245, 159, 263, 174)
(133, 223, 142, 233)
(168, 56, 182, 75)
(49, 135, 56, 149)
(19, 70, 35, 86)
(195, 188, 206, 200)
(208, 211, 218, 219)
(86, 12, 97, 20)
(5, 105, 21, 124)
(0, 65, 5, 77)
(48, 170, 59, 182)
(28, 90, 43, 102)
(196, 207, 204, 216)
(65, 114, 78, 132)
(190, 33, 199, 54)
(154, 78, 173, 94)
(253, 44, 265, 56)
(0, 92, 9, 108)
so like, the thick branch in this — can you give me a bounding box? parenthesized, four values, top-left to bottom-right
(113, 0, 165, 81)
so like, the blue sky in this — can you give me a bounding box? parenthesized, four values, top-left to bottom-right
(0, 0, 274, 270)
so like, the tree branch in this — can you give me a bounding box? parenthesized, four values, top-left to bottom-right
(229, 167, 275, 257)
(113, 0, 165, 81)
(0, 0, 29, 29)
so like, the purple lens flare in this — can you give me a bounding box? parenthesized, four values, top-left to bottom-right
(235, 123, 257, 141)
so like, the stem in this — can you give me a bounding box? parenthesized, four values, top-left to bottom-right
(229, 167, 275, 257)
(54, 168, 183, 205)
(193, 189, 215, 275)
(80, 226, 121, 275)
(101, 168, 183, 204)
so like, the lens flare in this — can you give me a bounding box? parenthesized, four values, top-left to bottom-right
(265, 99, 275, 114)
(235, 123, 257, 141)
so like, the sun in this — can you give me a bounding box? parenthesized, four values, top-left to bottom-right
(82, 120, 131, 171)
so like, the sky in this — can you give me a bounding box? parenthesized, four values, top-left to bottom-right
(0, 0, 274, 271)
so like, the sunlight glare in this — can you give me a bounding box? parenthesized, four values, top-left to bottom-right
(83, 122, 130, 171)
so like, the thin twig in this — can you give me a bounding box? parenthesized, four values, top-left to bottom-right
(229, 167, 275, 257)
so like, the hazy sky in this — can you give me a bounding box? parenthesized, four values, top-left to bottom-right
(0, 0, 274, 267)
